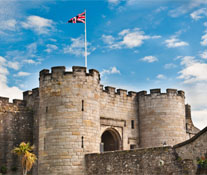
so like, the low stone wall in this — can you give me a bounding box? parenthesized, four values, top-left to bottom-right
(85, 146, 194, 175)
(86, 127, 207, 175)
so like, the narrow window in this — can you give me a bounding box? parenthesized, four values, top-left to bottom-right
(82, 100, 84, 111)
(81, 136, 84, 148)
(131, 120, 134, 129)
(44, 138, 46, 150)
(46, 106, 48, 113)
(130, 144, 136, 150)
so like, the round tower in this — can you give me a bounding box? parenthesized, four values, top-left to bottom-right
(138, 89, 187, 148)
(38, 66, 100, 175)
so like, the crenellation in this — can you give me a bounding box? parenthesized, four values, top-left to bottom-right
(52, 66, 65, 75)
(32, 88, 39, 97)
(72, 66, 86, 74)
(0, 96, 9, 103)
(137, 90, 147, 96)
(0, 65, 200, 175)
(166, 88, 177, 94)
(104, 86, 116, 94)
(178, 90, 185, 97)
(116, 89, 127, 96)
(40, 69, 50, 77)
(13, 99, 25, 106)
(150, 88, 161, 94)
(128, 91, 137, 97)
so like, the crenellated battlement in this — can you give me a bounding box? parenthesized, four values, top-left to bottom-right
(100, 85, 137, 98)
(23, 88, 39, 100)
(0, 96, 25, 106)
(137, 88, 185, 98)
(39, 66, 100, 82)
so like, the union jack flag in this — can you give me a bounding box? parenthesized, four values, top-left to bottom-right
(68, 12, 85, 23)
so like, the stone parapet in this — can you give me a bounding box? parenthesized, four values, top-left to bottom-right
(39, 66, 100, 84)
(138, 88, 185, 98)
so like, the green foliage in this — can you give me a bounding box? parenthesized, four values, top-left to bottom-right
(0, 165, 7, 174)
(12, 142, 37, 175)
(197, 154, 207, 169)
(11, 166, 18, 172)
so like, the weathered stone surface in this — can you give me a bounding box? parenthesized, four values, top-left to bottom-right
(0, 97, 33, 175)
(0, 66, 201, 175)
(85, 146, 195, 175)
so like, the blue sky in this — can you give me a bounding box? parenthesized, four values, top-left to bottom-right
(0, 0, 207, 129)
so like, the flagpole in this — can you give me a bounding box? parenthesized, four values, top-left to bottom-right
(84, 9, 87, 68)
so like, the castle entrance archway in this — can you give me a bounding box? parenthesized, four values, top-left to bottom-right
(101, 129, 121, 152)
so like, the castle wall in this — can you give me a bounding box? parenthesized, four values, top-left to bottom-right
(38, 66, 100, 175)
(85, 146, 195, 175)
(100, 87, 138, 150)
(85, 127, 207, 175)
(23, 88, 40, 175)
(174, 126, 207, 164)
(185, 104, 200, 139)
(0, 97, 33, 175)
(138, 89, 187, 148)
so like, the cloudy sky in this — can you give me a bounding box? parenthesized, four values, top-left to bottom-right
(0, 0, 207, 129)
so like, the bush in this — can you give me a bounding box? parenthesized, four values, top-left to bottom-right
(0, 166, 7, 174)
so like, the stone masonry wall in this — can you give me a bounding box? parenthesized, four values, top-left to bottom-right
(23, 88, 39, 175)
(174, 127, 207, 167)
(138, 89, 187, 148)
(38, 66, 100, 175)
(0, 97, 33, 175)
(85, 126, 207, 175)
(100, 87, 138, 150)
(85, 146, 195, 175)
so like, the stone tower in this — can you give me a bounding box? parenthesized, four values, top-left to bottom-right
(138, 89, 187, 148)
(38, 66, 100, 175)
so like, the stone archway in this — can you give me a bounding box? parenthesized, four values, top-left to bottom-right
(101, 129, 121, 152)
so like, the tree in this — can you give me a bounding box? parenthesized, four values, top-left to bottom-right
(12, 142, 37, 175)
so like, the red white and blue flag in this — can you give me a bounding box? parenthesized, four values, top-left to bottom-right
(68, 12, 85, 23)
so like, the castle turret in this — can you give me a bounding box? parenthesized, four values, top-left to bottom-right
(138, 89, 187, 148)
(38, 66, 100, 175)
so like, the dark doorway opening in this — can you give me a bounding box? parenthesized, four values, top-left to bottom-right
(101, 129, 121, 152)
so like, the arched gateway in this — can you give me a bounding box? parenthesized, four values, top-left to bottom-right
(101, 129, 121, 152)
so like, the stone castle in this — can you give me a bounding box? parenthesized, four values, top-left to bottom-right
(0, 66, 202, 175)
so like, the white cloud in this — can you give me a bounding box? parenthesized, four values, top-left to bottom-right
(100, 67, 120, 76)
(0, 56, 6, 64)
(140, 56, 158, 63)
(23, 59, 36, 64)
(165, 37, 189, 48)
(0, 56, 22, 100)
(122, 29, 150, 48)
(201, 33, 207, 46)
(192, 109, 207, 130)
(178, 56, 207, 83)
(102, 34, 122, 49)
(156, 74, 166, 79)
(164, 63, 177, 69)
(63, 36, 95, 57)
(102, 28, 161, 50)
(169, 0, 207, 17)
(177, 55, 207, 129)
(7, 61, 20, 70)
(108, 0, 120, 5)
(21, 15, 54, 35)
(5, 42, 41, 65)
(102, 34, 115, 45)
(190, 8, 207, 20)
(15, 71, 31, 77)
(200, 50, 207, 59)
(0, 19, 17, 31)
(45, 44, 58, 53)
